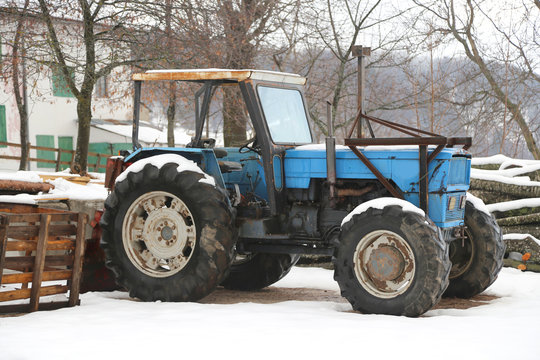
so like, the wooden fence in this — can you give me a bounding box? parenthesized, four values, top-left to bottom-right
(0, 141, 108, 172)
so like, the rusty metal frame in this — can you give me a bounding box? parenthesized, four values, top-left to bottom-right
(344, 112, 472, 214)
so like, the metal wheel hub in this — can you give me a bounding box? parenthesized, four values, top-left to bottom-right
(143, 208, 188, 260)
(366, 246, 405, 282)
(122, 191, 196, 277)
(354, 230, 415, 299)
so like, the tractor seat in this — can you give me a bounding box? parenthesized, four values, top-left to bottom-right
(218, 160, 243, 173)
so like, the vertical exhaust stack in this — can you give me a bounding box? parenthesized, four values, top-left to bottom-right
(326, 101, 337, 208)
(351, 45, 371, 138)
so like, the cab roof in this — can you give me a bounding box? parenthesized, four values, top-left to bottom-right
(132, 68, 306, 85)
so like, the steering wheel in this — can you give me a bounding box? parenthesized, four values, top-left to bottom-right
(239, 136, 261, 154)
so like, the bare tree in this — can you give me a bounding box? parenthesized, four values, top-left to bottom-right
(412, 0, 540, 159)
(2, 0, 31, 170)
(32, 0, 152, 173)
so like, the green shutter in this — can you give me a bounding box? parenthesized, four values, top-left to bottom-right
(51, 67, 74, 97)
(36, 135, 55, 168)
(112, 143, 132, 154)
(58, 136, 73, 170)
(89, 142, 113, 173)
(0, 105, 6, 147)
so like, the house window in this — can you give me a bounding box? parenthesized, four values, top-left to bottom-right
(51, 67, 75, 97)
(0, 105, 6, 147)
(95, 75, 108, 98)
(36, 135, 55, 168)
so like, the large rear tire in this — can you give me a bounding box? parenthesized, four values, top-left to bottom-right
(444, 199, 505, 298)
(101, 161, 235, 302)
(334, 205, 450, 317)
(221, 253, 300, 291)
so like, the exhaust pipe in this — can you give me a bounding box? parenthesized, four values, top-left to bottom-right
(326, 101, 337, 208)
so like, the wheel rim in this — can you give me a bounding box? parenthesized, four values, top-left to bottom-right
(122, 191, 196, 277)
(353, 230, 415, 299)
(449, 228, 475, 279)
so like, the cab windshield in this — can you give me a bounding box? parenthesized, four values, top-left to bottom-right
(257, 86, 312, 144)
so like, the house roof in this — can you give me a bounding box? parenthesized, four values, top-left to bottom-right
(90, 118, 193, 146)
(132, 68, 307, 85)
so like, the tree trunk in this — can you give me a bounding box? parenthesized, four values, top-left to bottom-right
(73, 97, 92, 175)
(12, 0, 30, 171)
(497, 213, 540, 226)
(223, 87, 247, 147)
(469, 179, 540, 198)
(0, 180, 54, 194)
(167, 82, 176, 147)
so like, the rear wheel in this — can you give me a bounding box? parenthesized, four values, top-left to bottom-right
(101, 160, 235, 302)
(444, 199, 505, 298)
(334, 205, 450, 317)
(221, 253, 300, 291)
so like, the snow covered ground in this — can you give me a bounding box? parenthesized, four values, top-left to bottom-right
(0, 266, 539, 360)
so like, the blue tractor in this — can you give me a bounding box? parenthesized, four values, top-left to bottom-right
(101, 68, 504, 317)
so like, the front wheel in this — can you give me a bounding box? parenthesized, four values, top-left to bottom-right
(334, 204, 450, 317)
(444, 198, 505, 298)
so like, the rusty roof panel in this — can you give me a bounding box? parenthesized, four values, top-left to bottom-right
(132, 69, 306, 85)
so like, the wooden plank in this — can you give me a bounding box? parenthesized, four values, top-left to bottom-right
(55, 148, 63, 172)
(29, 214, 51, 312)
(38, 174, 92, 185)
(0, 203, 38, 213)
(7, 224, 78, 238)
(0, 215, 9, 287)
(4, 255, 74, 271)
(6, 238, 76, 252)
(2, 269, 73, 284)
(0, 203, 70, 214)
(0, 300, 73, 314)
(0, 285, 68, 302)
(3, 212, 79, 222)
(69, 213, 87, 306)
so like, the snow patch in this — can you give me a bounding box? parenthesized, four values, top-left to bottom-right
(486, 198, 540, 213)
(471, 154, 513, 166)
(503, 233, 540, 247)
(293, 144, 350, 151)
(470, 168, 540, 186)
(116, 154, 216, 187)
(466, 192, 491, 216)
(1, 267, 539, 360)
(341, 197, 425, 227)
(0, 171, 43, 183)
(95, 124, 193, 146)
(293, 144, 438, 152)
(0, 194, 36, 205)
(41, 178, 109, 201)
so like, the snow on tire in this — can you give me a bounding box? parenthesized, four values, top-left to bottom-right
(100, 160, 235, 302)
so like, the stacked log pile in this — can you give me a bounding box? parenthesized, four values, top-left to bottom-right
(469, 155, 540, 267)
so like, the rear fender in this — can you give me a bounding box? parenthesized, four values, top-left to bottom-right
(118, 147, 225, 188)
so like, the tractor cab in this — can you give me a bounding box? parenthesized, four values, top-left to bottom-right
(125, 69, 313, 215)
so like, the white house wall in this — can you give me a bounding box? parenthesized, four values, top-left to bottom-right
(0, 16, 132, 171)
